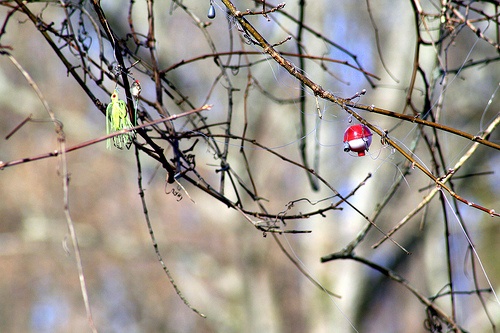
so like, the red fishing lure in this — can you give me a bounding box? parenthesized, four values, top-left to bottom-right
(343, 124, 373, 157)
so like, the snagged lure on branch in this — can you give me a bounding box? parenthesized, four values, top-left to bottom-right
(131, 79, 141, 100)
(343, 124, 372, 156)
(106, 89, 135, 149)
(207, 0, 216, 19)
(130, 79, 141, 124)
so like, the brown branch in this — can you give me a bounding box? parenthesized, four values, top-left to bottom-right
(345, 102, 500, 151)
(221, 0, 499, 218)
(160, 51, 380, 80)
(0, 106, 210, 170)
(373, 112, 500, 248)
(321, 253, 463, 332)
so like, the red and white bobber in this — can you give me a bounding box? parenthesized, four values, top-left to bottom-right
(343, 124, 373, 156)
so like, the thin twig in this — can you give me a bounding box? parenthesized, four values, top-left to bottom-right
(0, 106, 210, 170)
(373, 113, 500, 248)
(321, 253, 462, 331)
(5, 51, 97, 332)
(134, 146, 206, 318)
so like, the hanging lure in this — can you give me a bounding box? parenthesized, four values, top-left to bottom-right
(207, 1, 216, 19)
(130, 79, 142, 125)
(343, 124, 372, 156)
(106, 89, 135, 150)
(131, 79, 142, 100)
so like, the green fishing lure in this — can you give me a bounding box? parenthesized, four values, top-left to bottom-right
(106, 89, 135, 149)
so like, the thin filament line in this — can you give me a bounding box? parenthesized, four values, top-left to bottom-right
(441, 191, 500, 306)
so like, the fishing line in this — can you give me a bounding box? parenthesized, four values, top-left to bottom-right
(441, 192, 500, 306)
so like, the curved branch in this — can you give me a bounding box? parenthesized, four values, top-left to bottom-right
(321, 252, 463, 332)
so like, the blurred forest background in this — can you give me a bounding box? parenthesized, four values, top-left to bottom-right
(0, 0, 499, 332)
